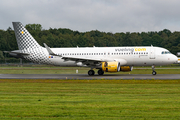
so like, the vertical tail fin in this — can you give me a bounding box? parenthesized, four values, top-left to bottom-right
(12, 22, 41, 50)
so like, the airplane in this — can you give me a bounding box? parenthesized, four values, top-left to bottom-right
(4, 22, 178, 76)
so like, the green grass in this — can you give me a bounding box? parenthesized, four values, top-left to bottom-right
(0, 65, 180, 74)
(0, 79, 180, 119)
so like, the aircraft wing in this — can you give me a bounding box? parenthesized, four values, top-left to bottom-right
(61, 56, 127, 66)
(43, 43, 60, 56)
(62, 56, 106, 62)
(44, 43, 127, 66)
(61, 56, 110, 66)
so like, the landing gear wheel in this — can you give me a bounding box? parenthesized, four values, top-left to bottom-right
(152, 65, 156, 75)
(98, 69, 104, 75)
(88, 70, 95, 76)
(152, 71, 156, 75)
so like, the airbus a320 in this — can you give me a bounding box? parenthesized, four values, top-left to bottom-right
(5, 22, 178, 76)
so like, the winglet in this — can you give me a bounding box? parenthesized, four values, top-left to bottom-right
(43, 43, 60, 56)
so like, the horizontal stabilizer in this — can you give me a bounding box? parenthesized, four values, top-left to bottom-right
(4, 50, 29, 58)
(4, 50, 30, 55)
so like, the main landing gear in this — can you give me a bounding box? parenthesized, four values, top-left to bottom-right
(88, 69, 104, 76)
(88, 70, 95, 76)
(98, 69, 104, 75)
(152, 65, 157, 75)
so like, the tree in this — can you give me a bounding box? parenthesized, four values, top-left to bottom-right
(151, 34, 163, 46)
(0, 51, 4, 59)
(141, 32, 151, 46)
(25, 24, 42, 31)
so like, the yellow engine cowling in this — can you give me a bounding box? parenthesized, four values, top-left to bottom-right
(120, 66, 133, 72)
(102, 62, 120, 72)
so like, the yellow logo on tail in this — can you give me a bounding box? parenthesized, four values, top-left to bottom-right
(21, 31, 24, 34)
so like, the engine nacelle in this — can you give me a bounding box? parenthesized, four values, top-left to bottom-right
(120, 66, 133, 72)
(102, 62, 120, 72)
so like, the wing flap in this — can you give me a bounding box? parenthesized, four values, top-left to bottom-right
(62, 56, 105, 62)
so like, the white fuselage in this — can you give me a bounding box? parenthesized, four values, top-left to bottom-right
(44, 46, 177, 67)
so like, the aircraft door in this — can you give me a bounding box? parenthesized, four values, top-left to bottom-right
(133, 52, 140, 65)
(150, 48, 155, 59)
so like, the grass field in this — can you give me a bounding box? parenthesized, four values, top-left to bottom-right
(0, 79, 180, 120)
(0, 65, 180, 74)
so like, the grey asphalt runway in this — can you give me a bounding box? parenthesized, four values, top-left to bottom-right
(0, 74, 180, 79)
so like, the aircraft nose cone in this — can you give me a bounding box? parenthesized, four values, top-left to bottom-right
(172, 55, 178, 63)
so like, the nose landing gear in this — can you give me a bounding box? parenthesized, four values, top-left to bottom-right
(152, 71, 157, 75)
(152, 65, 157, 75)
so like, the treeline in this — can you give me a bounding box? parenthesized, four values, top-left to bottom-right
(1, 24, 180, 59)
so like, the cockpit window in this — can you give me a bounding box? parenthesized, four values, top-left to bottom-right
(161, 51, 171, 54)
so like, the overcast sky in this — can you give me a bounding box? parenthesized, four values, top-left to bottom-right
(1, 0, 180, 33)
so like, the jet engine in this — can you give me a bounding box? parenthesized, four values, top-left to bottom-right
(102, 62, 120, 72)
(120, 66, 133, 72)
(101, 62, 133, 72)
